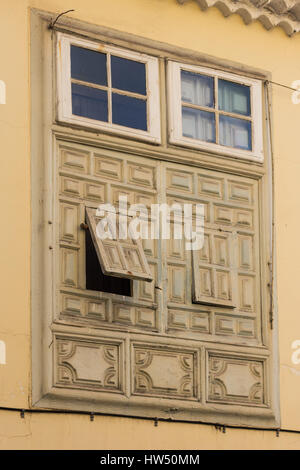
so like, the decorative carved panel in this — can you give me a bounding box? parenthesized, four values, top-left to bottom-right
(208, 352, 265, 405)
(133, 344, 197, 399)
(55, 335, 123, 393)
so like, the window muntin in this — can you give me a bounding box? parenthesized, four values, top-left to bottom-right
(57, 33, 161, 142)
(168, 62, 263, 161)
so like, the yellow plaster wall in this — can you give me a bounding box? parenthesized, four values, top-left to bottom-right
(0, 0, 300, 448)
(0, 410, 300, 450)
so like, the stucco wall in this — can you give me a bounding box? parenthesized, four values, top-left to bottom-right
(0, 0, 300, 448)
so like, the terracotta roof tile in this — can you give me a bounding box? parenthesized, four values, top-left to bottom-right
(177, 0, 300, 36)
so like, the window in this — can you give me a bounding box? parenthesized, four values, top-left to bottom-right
(57, 33, 161, 142)
(168, 61, 263, 161)
(32, 20, 278, 428)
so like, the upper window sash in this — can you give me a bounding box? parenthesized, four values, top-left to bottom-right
(57, 33, 161, 143)
(167, 61, 263, 162)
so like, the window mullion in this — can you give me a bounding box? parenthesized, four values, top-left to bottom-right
(215, 77, 219, 145)
(107, 52, 112, 124)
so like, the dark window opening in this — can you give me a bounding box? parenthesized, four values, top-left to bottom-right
(85, 227, 132, 296)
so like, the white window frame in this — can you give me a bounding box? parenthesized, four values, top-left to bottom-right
(167, 61, 263, 162)
(57, 33, 161, 143)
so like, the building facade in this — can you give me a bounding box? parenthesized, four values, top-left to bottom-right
(0, 0, 300, 449)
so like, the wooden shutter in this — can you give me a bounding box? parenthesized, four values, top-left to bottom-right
(192, 228, 235, 308)
(86, 207, 153, 282)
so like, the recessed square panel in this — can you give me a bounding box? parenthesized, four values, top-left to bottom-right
(123, 246, 144, 273)
(102, 242, 125, 270)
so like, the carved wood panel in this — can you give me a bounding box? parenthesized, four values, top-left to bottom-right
(133, 344, 197, 399)
(208, 352, 265, 406)
(55, 335, 123, 393)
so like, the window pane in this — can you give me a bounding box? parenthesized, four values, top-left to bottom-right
(112, 93, 147, 130)
(71, 46, 107, 86)
(111, 56, 146, 95)
(182, 107, 216, 142)
(181, 71, 214, 108)
(219, 115, 252, 150)
(218, 80, 251, 116)
(72, 83, 108, 121)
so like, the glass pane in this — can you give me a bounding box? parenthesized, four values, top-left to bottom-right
(111, 56, 146, 95)
(112, 93, 147, 130)
(219, 115, 252, 150)
(71, 45, 107, 86)
(182, 107, 216, 142)
(181, 70, 214, 108)
(218, 79, 251, 116)
(72, 83, 108, 121)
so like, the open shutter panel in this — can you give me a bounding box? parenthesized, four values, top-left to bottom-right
(86, 207, 153, 282)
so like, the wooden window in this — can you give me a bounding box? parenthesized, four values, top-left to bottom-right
(57, 33, 161, 143)
(31, 18, 278, 427)
(86, 207, 153, 281)
(168, 61, 263, 162)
